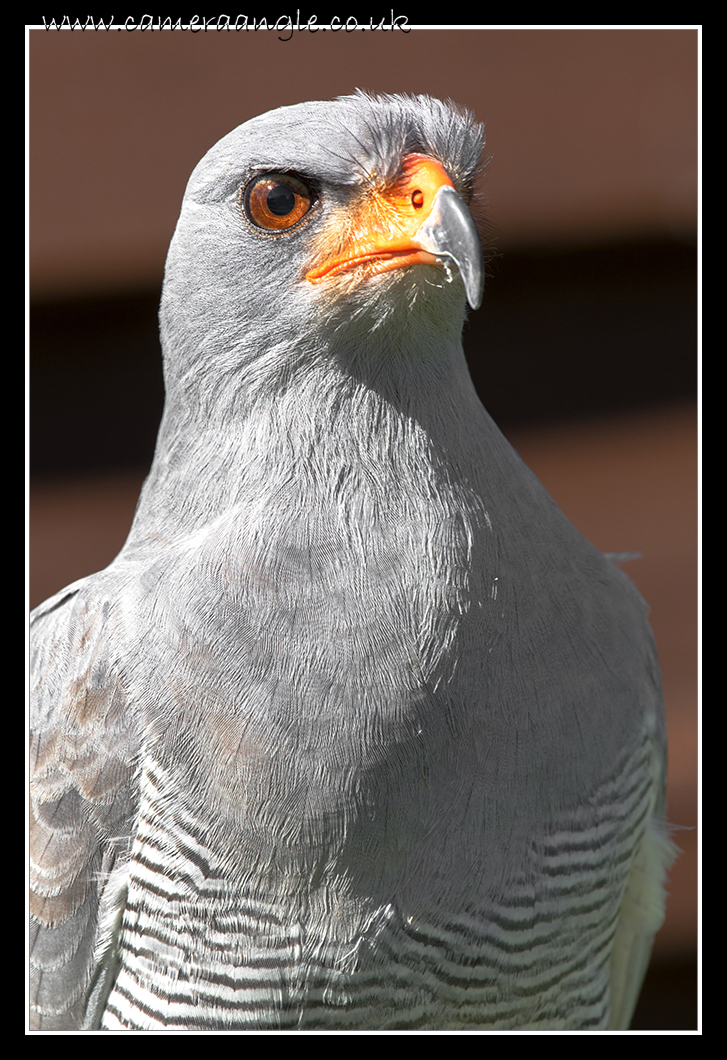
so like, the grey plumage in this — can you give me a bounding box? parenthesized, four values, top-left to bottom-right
(30, 91, 674, 1031)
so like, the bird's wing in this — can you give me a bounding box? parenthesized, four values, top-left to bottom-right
(608, 812, 677, 1029)
(29, 579, 140, 1030)
(608, 630, 676, 1033)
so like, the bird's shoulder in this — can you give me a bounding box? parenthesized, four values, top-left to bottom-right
(30, 570, 139, 747)
(30, 573, 140, 1029)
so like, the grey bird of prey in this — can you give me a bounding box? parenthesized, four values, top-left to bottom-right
(30, 91, 674, 1031)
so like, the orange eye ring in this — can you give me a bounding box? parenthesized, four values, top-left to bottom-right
(243, 173, 315, 232)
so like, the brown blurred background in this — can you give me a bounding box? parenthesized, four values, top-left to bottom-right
(28, 26, 699, 1029)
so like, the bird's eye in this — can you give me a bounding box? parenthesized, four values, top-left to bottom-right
(243, 173, 314, 231)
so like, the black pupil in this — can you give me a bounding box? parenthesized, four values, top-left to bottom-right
(266, 183, 296, 216)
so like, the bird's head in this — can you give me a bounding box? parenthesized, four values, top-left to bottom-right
(159, 91, 486, 410)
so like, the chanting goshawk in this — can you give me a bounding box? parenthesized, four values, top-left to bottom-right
(30, 91, 674, 1031)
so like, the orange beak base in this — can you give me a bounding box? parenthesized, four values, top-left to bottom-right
(305, 154, 456, 285)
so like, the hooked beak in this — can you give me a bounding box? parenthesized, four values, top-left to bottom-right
(305, 154, 484, 310)
(412, 184, 484, 310)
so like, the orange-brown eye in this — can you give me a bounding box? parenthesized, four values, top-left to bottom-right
(244, 173, 314, 231)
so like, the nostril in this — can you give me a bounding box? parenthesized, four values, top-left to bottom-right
(411, 189, 424, 209)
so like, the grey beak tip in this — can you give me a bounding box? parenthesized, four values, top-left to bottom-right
(417, 185, 485, 312)
(468, 285, 483, 312)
